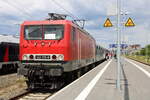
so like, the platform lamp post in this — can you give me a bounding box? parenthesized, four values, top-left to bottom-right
(104, 0, 122, 90)
(116, 0, 121, 90)
(103, 0, 122, 90)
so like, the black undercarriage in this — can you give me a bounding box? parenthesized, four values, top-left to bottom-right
(18, 60, 105, 90)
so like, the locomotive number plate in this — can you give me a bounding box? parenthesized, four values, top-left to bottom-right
(35, 55, 51, 59)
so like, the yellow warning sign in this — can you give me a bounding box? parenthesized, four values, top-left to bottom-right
(125, 17, 135, 27)
(103, 18, 113, 27)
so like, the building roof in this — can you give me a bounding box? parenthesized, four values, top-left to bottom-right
(0, 34, 19, 43)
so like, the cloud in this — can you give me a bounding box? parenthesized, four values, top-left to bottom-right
(0, 0, 149, 48)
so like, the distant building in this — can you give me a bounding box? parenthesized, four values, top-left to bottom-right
(126, 44, 141, 54)
(129, 44, 141, 50)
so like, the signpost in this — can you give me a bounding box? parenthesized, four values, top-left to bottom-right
(109, 44, 128, 48)
(103, 18, 113, 27)
(125, 17, 135, 27)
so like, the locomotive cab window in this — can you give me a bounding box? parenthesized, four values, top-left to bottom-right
(24, 26, 42, 40)
(43, 25, 64, 40)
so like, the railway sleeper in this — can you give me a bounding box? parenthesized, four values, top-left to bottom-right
(26, 75, 65, 90)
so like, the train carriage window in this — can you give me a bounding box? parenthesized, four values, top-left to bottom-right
(24, 26, 42, 40)
(43, 25, 64, 40)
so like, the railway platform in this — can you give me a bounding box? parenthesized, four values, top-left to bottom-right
(47, 58, 150, 100)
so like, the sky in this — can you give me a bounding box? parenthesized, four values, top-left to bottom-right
(0, 0, 150, 48)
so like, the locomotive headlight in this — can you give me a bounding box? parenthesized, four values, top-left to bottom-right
(52, 55, 57, 60)
(29, 55, 34, 60)
(57, 55, 64, 60)
(23, 55, 28, 60)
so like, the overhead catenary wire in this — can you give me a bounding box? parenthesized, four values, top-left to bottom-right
(50, 0, 87, 28)
(1, 0, 85, 27)
(50, 0, 80, 20)
(0, 0, 33, 35)
(2, 0, 32, 19)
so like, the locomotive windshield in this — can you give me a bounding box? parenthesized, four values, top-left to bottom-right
(44, 25, 64, 40)
(25, 26, 42, 40)
(24, 25, 64, 40)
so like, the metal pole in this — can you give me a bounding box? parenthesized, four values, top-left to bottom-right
(117, 0, 121, 90)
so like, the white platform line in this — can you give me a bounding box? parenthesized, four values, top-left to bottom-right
(75, 60, 112, 100)
(125, 59, 150, 78)
(47, 60, 112, 100)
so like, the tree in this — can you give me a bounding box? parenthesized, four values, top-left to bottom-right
(140, 48, 146, 56)
(135, 52, 139, 55)
(145, 45, 150, 57)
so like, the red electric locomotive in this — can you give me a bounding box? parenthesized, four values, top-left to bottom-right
(18, 13, 106, 89)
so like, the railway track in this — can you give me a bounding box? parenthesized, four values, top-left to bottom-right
(127, 57, 150, 66)
(10, 90, 54, 100)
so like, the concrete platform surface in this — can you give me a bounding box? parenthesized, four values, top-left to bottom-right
(47, 58, 150, 100)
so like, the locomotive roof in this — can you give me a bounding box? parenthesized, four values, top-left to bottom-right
(22, 20, 72, 25)
(22, 20, 95, 41)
